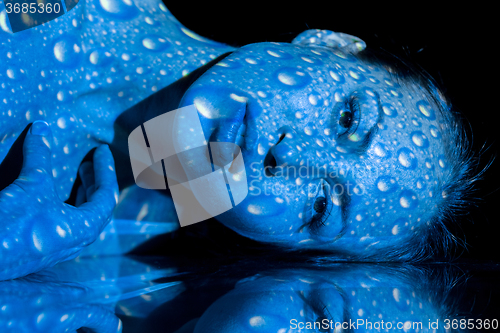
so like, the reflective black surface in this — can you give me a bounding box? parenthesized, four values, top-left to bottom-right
(2, 255, 499, 332)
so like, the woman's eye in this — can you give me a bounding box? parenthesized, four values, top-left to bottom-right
(339, 111, 353, 128)
(308, 182, 333, 231)
(336, 97, 360, 137)
(314, 197, 327, 214)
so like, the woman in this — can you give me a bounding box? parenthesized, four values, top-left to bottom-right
(0, 0, 478, 280)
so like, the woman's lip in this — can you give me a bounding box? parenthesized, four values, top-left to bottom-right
(210, 102, 247, 165)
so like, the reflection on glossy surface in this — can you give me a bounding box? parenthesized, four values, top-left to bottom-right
(2, 255, 499, 332)
(0, 256, 184, 332)
(194, 265, 457, 332)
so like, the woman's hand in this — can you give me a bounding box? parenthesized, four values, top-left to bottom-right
(0, 272, 122, 332)
(0, 121, 118, 281)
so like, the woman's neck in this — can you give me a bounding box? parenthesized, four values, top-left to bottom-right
(110, 52, 234, 188)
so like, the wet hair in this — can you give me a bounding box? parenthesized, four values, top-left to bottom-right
(350, 47, 486, 261)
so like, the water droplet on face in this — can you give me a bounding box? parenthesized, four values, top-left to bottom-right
(381, 103, 398, 117)
(329, 69, 345, 84)
(193, 96, 221, 119)
(349, 68, 365, 81)
(411, 131, 429, 148)
(376, 176, 397, 193)
(333, 89, 345, 103)
(392, 224, 399, 235)
(425, 158, 433, 169)
(416, 177, 426, 190)
(397, 147, 418, 169)
(399, 189, 418, 209)
(258, 143, 266, 155)
(429, 125, 441, 139)
(267, 50, 281, 57)
(276, 68, 311, 87)
(416, 100, 436, 120)
(57, 117, 67, 129)
(6, 69, 15, 79)
(308, 93, 321, 106)
(438, 155, 448, 169)
(373, 142, 389, 158)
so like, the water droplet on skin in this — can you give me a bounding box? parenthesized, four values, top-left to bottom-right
(393, 288, 400, 302)
(194, 96, 220, 119)
(258, 143, 266, 155)
(329, 70, 345, 83)
(267, 50, 281, 57)
(416, 100, 436, 120)
(411, 131, 429, 148)
(295, 112, 303, 119)
(304, 127, 312, 135)
(1, 11, 12, 33)
(98, 0, 138, 19)
(308, 94, 318, 105)
(438, 157, 447, 169)
(373, 143, 387, 158)
(57, 117, 67, 129)
(429, 125, 441, 139)
(392, 225, 399, 235)
(142, 36, 169, 52)
(382, 103, 398, 117)
(53, 37, 81, 67)
(397, 147, 417, 169)
(6, 69, 15, 79)
(376, 176, 397, 193)
(230, 93, 248, 103)
(278, 72, 296, 85)
(245, 195, 287, 217)
(416, 177, 426, 190)
(399, 190, 418, 209)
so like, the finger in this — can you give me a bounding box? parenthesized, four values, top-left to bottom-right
(78, 161, 96, 199)
(19, 121, 54, 183)
(79, 145, 118, 230)
(75, 185, 87, 207)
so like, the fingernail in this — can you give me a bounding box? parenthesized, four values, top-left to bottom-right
(30, 121, 51, 136)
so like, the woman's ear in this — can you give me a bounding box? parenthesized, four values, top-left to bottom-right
(292, 29, 366, 54)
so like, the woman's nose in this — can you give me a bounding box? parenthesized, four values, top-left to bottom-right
(264, 126, 327, 176)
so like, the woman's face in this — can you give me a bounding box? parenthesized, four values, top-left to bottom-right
(178, 42, 448, 254)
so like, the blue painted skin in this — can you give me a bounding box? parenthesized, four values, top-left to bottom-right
(1, 0, 455, 279)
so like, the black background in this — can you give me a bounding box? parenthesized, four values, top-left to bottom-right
(163, 1, 499, 261)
